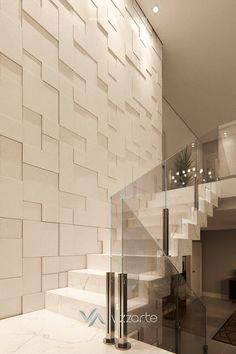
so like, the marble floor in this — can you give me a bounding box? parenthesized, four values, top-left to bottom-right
(0, 310, 171, 354)
(203, 297, 236, 354)
(1, 298, 235, 354)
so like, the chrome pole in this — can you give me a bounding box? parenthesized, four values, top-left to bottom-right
(194, 175, 199, 210)
(163, 208, 169, 256)
(115, 273, 131, 350)
(103, 272, 115, 344)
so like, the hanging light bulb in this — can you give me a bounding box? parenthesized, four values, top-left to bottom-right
(200, 168, 203, 174)
(176, 171, 180, 176)
(192, 167, 196, 172)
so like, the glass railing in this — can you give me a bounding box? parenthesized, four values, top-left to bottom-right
(108, 119, 236, 353)
(115, 200, 207, 353)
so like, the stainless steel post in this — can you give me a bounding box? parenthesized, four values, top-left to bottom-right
(194, 175, 199, 210)
(163, 208, 169, 256)
(103, 272, 115, 344)
(115, 273, 131, 350)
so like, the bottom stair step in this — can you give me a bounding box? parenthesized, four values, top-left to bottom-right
(45, 287, 148, 329)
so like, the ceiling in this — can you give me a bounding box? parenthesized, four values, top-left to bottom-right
(137, 0, 236, 138)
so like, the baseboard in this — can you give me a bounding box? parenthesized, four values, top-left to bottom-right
(203, 291, 228, 300)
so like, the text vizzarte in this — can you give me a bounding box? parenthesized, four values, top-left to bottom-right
(112, 312, 158, 324)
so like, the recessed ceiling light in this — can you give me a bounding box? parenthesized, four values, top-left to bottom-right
(152, 5, 159, 13)
(224, 132, 227, 136)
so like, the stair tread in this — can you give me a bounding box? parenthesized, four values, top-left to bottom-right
(47, 287, 147, 310)
(69, 269, 107, 276)
(69, 268, 165, 282)
(88, 253, 163, 258)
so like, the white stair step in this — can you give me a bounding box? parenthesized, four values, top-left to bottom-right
(199, 198, 214, 216)
(129, 212, 186, 227)
(138, 205, 191, 217)
(68, 269, 138, 299)
(181, 218, 200, 238)
(45, 287, 148, 328)
(148, 196, 194, 209)
(87, 253, 165, 276)
(113, 238, 162, 255)
(122, 225, 163, 239)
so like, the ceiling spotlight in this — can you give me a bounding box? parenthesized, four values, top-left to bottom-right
(224, 132, 227, 136)
(152, 5, 159, 13)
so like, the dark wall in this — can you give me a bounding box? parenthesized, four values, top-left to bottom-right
(202, 229, 236, 297)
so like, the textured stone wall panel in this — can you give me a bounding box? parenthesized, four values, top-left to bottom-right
(0, 0, 162, 317)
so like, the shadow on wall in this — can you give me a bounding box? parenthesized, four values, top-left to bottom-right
(221, 279, 229, 298)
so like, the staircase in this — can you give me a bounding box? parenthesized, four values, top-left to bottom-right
(43, 181, 219, 348)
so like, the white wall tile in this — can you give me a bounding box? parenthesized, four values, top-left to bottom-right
(0, 10, 22, 65)
(0, 297, 21, 319)
(0, 136, 22, 180)
(0, 53, 22, 121)
(0, 218, 22, 239)
(23, 201, 42, 221)
(60, 224, 101, 256)
(23, 258, 41, 294)
(42, 273, 58, 292)
(42, 257, 59, 274)
(22, 292, 45, 314)
(23, 220, 58, 257)
(0, 240, 22, 278)
(59, 256, 86, 272)
(0, 278, 22, 300)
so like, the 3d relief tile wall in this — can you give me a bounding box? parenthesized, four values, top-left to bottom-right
(0, 0, 162, 318)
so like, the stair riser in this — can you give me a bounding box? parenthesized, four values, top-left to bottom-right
(199, 200, 213, 216)
(128, 213, 187, 227)
(149, 195, 194, 209)
(115, 239, 161, 254)
(45, 291, 106, 329)
(45, 292, 152, 331)
(87, 254, 165, 276)
(68, 272, 138, 299)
